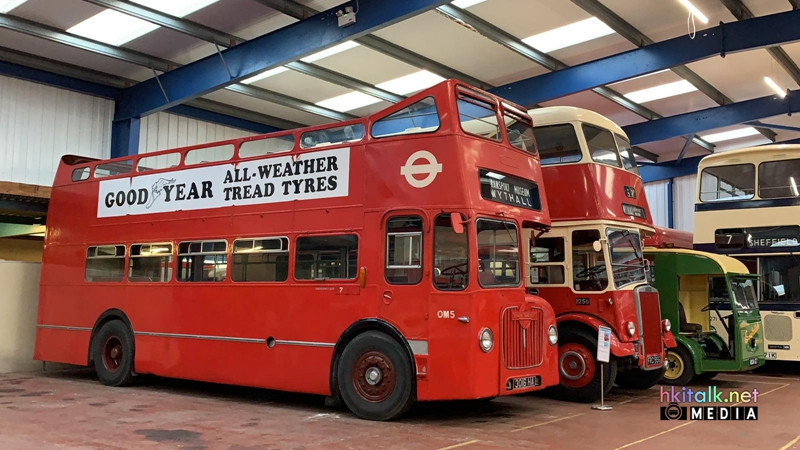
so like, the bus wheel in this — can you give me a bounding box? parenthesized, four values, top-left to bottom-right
(92, 320, 134, 387)
(557, 329, 616, 403)
(337, 331, 414, 421)
(695, 371, 717, 382)
(662, 346, 695, 386)
(614, 367, 664, 389)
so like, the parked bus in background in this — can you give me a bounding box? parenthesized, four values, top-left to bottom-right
(525, 106, 673, 402)
(643, 248, 764, 385)
(34, 80, 561, 421)
(645, 226, 693, 250)
(695, 144, 800, 362)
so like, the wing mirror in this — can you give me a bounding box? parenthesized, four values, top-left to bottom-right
(450, 212, 464, 234)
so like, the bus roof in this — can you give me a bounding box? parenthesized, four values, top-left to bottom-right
(698, 144, 800, 169)
(644, 247, 751, 275)
(528, 106, 626, 138)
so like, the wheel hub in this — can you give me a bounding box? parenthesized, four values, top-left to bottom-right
(101, 336, 123, 374)
(352, 351, 396, 403)
(558, 342, 596, 389)
(365, 367, 382, 386)
(664, 351, 684, 380)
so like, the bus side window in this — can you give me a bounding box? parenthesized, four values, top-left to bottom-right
(433, 214, 469, 290)
(129, 243, 173, 282)
(385, 216, 423, 285)
(530, 237, 566, 285)
(295, 235, 358, 280)
(231, 237, 289, 282)
(572, 230, 608, 291)
(177, 240, 228, 282)
(85, 245, 126, 282)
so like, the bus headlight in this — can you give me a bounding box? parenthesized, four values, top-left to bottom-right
(479, 328, 494, 353)
(626, 321, 636, 336)
(662, 319, 671, 333)
(548, 325, 558, 345)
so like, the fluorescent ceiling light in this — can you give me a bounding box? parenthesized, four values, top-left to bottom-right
(677, 0, 709, 24)
(67, 0, 219, 46)
(451, 0, 487, 8)
(522, 17, 615, 53)
(701, 127, 760, 143)
(0, 0, 27, 13)
(764, 76, 787, 98)
(623, 80, 697, 103)
(378, 70, 445, 96)
(315, 70, 446, 112)
(243, 41, 359, 84)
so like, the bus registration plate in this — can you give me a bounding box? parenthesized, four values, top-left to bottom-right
(765, 352, 777, 360)
(749, 358, 758, 365)
(507, 376, 540, 391)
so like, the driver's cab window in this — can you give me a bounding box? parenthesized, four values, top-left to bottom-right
(530, 237, 566, 285)
(572, 229, 608, 291)
(709, 276, 729, 305)
(433, 214, 469, 290)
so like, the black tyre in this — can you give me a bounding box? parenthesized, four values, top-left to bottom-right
(337, 331, 414, 421)
(92, 320, 134, 387)
(662, 345, 695, 386)
(556, 328, 617, 403)
(615, 367, 665, 389)
(695, 371, 718, 382)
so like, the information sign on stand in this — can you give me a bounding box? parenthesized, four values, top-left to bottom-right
(592, 326, 613, 411)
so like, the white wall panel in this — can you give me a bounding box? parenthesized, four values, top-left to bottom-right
(0, 75, 113, 186)
(673, 174, 697, 232)
(644, 180, 669, 228)
(138, 112, 253, 155)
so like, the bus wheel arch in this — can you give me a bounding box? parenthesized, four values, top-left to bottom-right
(330, 319, 416, 420)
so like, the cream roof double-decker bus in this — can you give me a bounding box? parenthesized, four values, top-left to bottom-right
(694, 144, 800, 361)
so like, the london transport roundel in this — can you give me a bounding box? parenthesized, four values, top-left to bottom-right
(400, 150, 443, 188)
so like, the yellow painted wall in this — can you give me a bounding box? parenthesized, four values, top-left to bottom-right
(0, 261, 42, 373)
(0, 238, 44, 262)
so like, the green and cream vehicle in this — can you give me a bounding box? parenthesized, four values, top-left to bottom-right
(644, 248, 765, 385)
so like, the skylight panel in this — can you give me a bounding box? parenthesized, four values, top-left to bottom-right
(317, 91, 382, 113)
(242, 67, 290, 85)
(0, 0, 27, 13)
(522, 17, 615, 53)
(377, 71, 445, 96)
(623, 80, 698, 103)
(701, 127, 760, 143)
(67, 0, 219, 46)
(451, 0, 487, 8)
(301, 41, 360, 63)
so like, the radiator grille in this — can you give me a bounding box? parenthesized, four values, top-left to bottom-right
(502, 307, 543, 369)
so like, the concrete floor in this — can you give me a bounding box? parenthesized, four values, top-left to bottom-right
(1, 367, 799, 449)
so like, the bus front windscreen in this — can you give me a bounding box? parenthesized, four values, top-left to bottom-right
(607, 229, 646, 288)
(730, 277, 758, 310)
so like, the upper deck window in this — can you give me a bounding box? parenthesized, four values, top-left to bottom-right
(72, 167, 90, 181)
(371, 97, 440, 138)
(137, 152, 181, 172)
(457, 91, 501, 142)
(614, 135, 639, 175)
(533, 124, 582, 165)
(759, 158, 800, 199)
(502, 104, 536, 155)
(95, 160, 133, 178)
(184, 144, 235, 166)
(300, 124, 364, 149)
(700, 163, 755, 202)
(582, 124, 621, 167)
(239, 135, 295, 158)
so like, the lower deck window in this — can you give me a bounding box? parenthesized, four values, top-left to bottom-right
(85, 245, 125, 282)
(129, 243, 173, 282)
(178, 240, 228, 282)
(232, 237, 289, 282)
(295, 235, 358, 280)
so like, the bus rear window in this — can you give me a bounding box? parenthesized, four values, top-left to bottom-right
(700, 164, 755, 202)
(759, 159, 800, 198)
(85, 245, 125, 282)
(502, 104, 536, 155)
(533, 124, 582, 165)
(178, 240, 227, 282)
(457, 92, 500, 141)
(95, 160, 133, 178)
(184, 144, 234, 166)
(239, 135, 295, 158)
(232, 237, 289, 282)
(371, 97, 440, 138)
(295, 235, 358, 280)
(300, 125, 364, 149)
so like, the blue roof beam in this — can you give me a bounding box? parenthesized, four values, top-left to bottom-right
(624, 90, 800, 145)
(491, 8, 800, 107)
(117, 0, 450, 120)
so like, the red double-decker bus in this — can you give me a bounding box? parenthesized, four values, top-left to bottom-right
(525, 107, 674, 402)
(34, 80, 560, 420)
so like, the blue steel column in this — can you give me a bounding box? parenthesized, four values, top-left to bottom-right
(110, 115, 141, 158)
(667, 178, 674, 229)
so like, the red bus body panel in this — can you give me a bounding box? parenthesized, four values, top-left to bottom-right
(644, 226, 694, 249)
